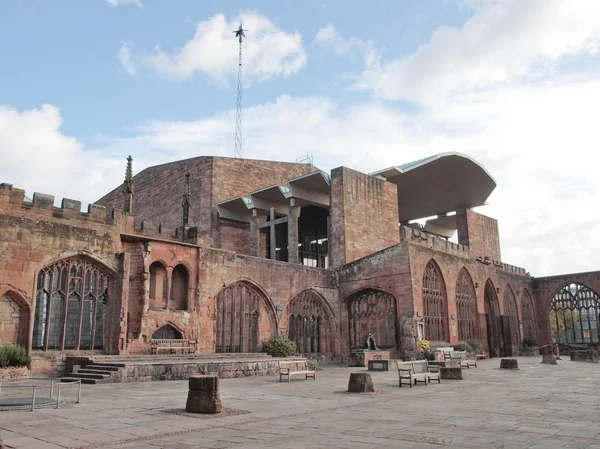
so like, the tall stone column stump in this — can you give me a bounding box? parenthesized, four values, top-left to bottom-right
(186, 375, 222, 413)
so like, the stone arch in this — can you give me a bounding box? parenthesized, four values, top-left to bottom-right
(32, 256, 113, 351)
(422, 259, 448, 342)
(148, 261, 168, 308)
(214, 280, 277, 353)
(0, 286, 30, 348)
(346, 288, 397, 350)
(484, 279, 502, 357)
(169, 264, 189, 311)
(522, 289, 536, 342)
(286, 289, 335, 354)
(504, 284, 520, 354)
(152, 323, 183, 340)
(549, 282, 599, 345)
(455, 267, 477, 341)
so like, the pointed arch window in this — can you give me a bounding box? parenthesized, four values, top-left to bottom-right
(550, 283, 599, 344)
(347, 289, 396, 349)
(423, 260, 448, 341)
(287, 291, 333, 354)
(522, 291, 536, 341)
(32, 257, 110, 350)
(504, 287, 519, 347)
(456, 268, 476, 341)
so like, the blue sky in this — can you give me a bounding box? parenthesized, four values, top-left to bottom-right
(1, 0, 600, 276)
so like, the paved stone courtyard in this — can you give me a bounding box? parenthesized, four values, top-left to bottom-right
(1, 357, 599, 449)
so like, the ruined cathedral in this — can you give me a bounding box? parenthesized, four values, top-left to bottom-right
(1, 153, 599, 373)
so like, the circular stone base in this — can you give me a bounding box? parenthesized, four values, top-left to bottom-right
(0, 397, 59, 411)
(500, 359, 519, 369)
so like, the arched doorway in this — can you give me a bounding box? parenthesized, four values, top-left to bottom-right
(286, 290, 334, 354)
(422, 260, 448, 342)
(346, 289, 397, 350)
(214, 281, 276, 353)
(549, 283, 599, 344)
(484, 280, 502, 357)
(32, 257, 111, 350)
(456, 268, 477, 341)
(152, 324, 183, 340)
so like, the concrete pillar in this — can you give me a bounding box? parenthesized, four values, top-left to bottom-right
(287, 199, 300, 264)
(249, 209, 260, 257)
(269, 207, 276, 260)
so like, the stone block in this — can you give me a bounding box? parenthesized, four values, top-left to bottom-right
(88, 203, 106, 220)
(500, 358, 518, 369)
(186, 375, 222, 414)
(61, 198, 82, 212)
(33, 192, 54, 209)
(542, 355, 557, 365)
(347, 372, 374, 393)
(440, 367, 463, 380)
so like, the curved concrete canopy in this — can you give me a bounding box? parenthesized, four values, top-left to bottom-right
(370, 152, 496, 222)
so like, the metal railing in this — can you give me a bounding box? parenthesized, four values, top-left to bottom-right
(0, 378, 81, 411)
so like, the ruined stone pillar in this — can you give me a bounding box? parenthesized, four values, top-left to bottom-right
(249, 209, 260, 257)
(287, 199, 300, 264)
(186, 375, 222, 413)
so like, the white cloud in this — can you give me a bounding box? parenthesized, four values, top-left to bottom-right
(355, 0, 600, 105)
(314, 24, 379, 67)
(117, 42, 136, 76)
(145, 11, 306, 83)
(106, 0, 142, 7)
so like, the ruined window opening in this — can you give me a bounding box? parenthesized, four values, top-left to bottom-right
(298, 205, 329, 268)
(152, 324, 183, 340)
(456, 268, 476, 341)
(422, 260, 448, 342)
(170, 264, 189, 310)
(149, 262, 167, 307)
(32, 257, 110, 351)
(522, 291, 536, 341)
(287, 290, 332, 354)
(347, 289, 396, 350)
(550, 283, 599, 345)
(484, 280, 502, 357)
(215, 282, 275, 353)
(504, 287, 520, 349)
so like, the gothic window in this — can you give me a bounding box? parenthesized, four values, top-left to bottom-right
(287, 290, 332, 354)
(550, 283, 599, 344)
(422, 260, 448, 341)
(149, 262, 167, 307)
(522, 290, 536, 342)
(484, 280, 501, 357)
(152, 324, 183, 340)
(456, 268, 476, 341)
(215, 282, 276, 353)
(504, 286, 519, 347)
(347, 289, 396, 349)
(170, 264, 189, 310)
(32, 257, 110, 350)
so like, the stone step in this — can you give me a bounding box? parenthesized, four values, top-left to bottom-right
(77, 368, 115, 376)
(86, 363, 123, 370)
(60, 377, 100, 385)
(66, 372, 111, 380)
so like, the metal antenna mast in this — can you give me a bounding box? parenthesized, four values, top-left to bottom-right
(233, 23, 248, 159)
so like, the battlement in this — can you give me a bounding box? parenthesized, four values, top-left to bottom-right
(400, 225, 470, 256)
(0, 182, 131, 227)
(400, 225, 530, 276)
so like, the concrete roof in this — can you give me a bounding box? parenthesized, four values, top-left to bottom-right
(370, 152, 496, 222)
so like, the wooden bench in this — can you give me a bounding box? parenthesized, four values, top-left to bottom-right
(455, 350, 477, 368)
(150, 339, 196, 355)
(397, 360, 441, 388)
(278, 360, 316, 383)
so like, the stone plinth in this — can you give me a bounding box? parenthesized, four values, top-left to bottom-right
(542, 355, 557, 365)
(440, 367, 463, 380)
(185, 375, 222, 414)
(539, 345, 556, 356)
(347, 372, 375, 393)
(349, 350, 391, 367)
(500, 359, 518, 370)
(367, 360, 389, 371)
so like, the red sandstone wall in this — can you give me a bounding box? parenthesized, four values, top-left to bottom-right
(330, 167, 400, 268)
(456, 209, 502, 261)
(215, 219, 251, 255)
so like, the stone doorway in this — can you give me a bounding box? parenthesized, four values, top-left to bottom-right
(0, 292, 29, 347)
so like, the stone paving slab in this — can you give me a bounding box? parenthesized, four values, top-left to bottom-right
(0, 357, 599, 448)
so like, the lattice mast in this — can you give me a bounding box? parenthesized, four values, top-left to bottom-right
(233, 23, 248, 159)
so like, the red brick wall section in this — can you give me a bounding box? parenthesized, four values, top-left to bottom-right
(329, 167, 400, 268)
(533, 270, 600, 345)
(215, 219, 251, 255)
(456, 209, 502, 261)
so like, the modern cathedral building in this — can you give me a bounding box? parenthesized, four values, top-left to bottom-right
(1, 153, 599, 373)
